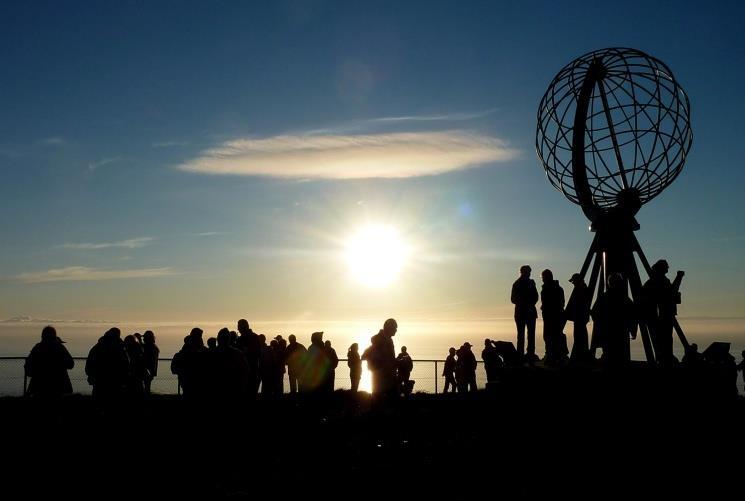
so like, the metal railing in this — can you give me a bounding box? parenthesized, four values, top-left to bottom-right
(0, 357, 489, 397)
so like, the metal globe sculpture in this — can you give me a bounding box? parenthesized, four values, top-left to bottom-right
(535, 48, 693, 363)
(536, 47, 692, 221)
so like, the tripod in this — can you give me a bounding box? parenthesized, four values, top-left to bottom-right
(576, 214, 688, 363)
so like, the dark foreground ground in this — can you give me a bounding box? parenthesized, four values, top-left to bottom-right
(2, 366, 742, 498)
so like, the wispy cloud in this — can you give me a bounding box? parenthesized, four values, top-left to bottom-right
(304, 108, 500, 135)
(88, 157, 121, 171)
(191, 232, 224, 237)
(177, 130, 518, 179)
(42, 137, 67, 146)
(152, 140, 188, 148)
(16, 266, 175, 284)
(366, 108, 499, 124)
(59, 237, 153, 250)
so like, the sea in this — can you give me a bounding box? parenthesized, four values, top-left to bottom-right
(2, 318, 743, 396)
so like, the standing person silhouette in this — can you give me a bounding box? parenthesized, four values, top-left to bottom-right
(285, 335, 306, 394)
(142, 330, 159, 394)
(591, 273, 638, 366)
(443, 348, 457, 393)
(565, 273, 591, 364)
(368, 319, 397, 398)
(456, 343, 478, 392)
(642, 259, 684, 365)
(124, 334, 146, 396)
(540, 269, 566, 366)
(212, 327, 250, 400)
(396, 346, 414, 395)
(236, 319, 260, 398)
(274, 336, 287, 394)
(347, 343, 362, 392)
(170, 328, 207, 399)
(302, 331, 330, 394)
(511, 265, 539, 362)
(25, 325, 74, 398)
(481, 339, 501, 383)
(86, 327, 130, 401)
(324, 340, 339, 394)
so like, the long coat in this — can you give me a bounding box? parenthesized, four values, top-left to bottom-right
(25, 340, 74, 396)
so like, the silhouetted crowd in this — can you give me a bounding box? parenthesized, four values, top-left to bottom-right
(507, 261, 742, 394)
(24, 318, 427, 400)
(22, 268, 745, 401)
(170, 322, 344, 400)
(510, 260, 693, 367)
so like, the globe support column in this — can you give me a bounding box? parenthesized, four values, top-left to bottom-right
(538, 48, 693, 365)
(571, 57, 660, 363)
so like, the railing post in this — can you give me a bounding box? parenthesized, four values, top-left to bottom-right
(434, 361, 438, 394)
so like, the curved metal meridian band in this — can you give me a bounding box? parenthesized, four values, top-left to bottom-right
(571, 58, 603, 222)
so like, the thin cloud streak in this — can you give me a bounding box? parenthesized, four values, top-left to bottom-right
(304, 108, 500, 135)
(42, 137, 67, 146)
(191, 232, 226, 237)
(152, 140, 188, 148)
(366, 108, 500, 124)
(177, 130, 518, 179)
(59, 237, 153, 250)
(16, 266, 175, 284)
(88, 157, 121, 171)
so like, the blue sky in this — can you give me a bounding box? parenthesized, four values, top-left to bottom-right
(0, 0, 744, 322)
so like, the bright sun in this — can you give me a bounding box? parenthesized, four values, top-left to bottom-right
(345, 225, 409, 288)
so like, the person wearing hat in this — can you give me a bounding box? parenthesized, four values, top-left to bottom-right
(511, 265, 539, 361)
(24, 325, 74, 398)
(456, 343, 478, 393)
(565, 273, 591, 364)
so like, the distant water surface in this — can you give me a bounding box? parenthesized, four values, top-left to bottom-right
(2, 318, 743, 396)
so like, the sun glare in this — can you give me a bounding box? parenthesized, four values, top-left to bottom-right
(345, 225, 409, 288)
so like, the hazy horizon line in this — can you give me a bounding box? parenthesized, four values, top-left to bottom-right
(4, 315, 745, 325)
